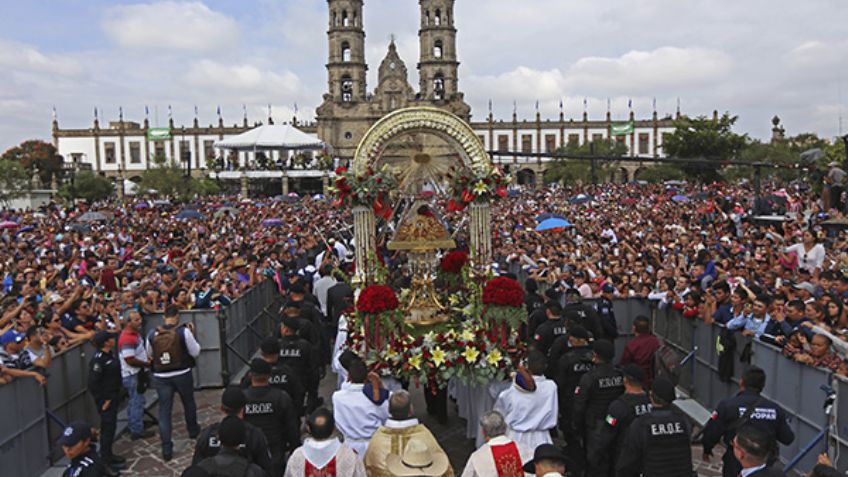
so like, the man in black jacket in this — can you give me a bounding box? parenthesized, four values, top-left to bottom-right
(563, 288, 603, 339)
(550, 326, 594, 475)
(195, 416, 268, 477)
(192, 387, 272, 473)
(702, 367, 794, 477)
(617, 377, 692, 477)
(279, 314, 318, 412)
(243, 358, 301, 476)
(241, 337, 306, 418)
(87, 331, 125, 470)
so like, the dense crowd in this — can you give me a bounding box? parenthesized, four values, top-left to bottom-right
(2, 175, 847, 477)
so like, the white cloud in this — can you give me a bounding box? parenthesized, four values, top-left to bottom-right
(102, 1, 240, 52)
(0, 40, 83, 77)
(183, 59, 304, 96)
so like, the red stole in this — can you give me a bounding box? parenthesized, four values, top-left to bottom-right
(491, 441, 523, 477)
(305, 456, 337, 477)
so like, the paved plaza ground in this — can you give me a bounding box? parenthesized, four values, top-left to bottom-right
(46, 373, 726, 476)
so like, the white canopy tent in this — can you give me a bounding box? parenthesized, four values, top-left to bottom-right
(214, 124, 325, 151)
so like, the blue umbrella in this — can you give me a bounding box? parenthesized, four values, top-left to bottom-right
(672, 195, 690, 202)
(262, 218, 284, 227)
(568, 194, 593, 205)
(536, 218, 573, 231)
(536, 213, 566, 222)
(507, 189, 520, 197)
(175, 210, 205, 220)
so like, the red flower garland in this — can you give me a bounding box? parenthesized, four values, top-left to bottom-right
(356, 285, 399, 314)
(440, 250, 468, 274)
(482, 277, 524, 307)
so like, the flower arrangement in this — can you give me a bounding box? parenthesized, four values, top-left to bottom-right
(355, 284, 401, 351)
(482, 276, 526, 346)
(447, 166, 511, 212)
(440, 250, 469, 274)
(331, 166, 398, 219)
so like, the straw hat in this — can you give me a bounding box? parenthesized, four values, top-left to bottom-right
(385, 439, 449, 476)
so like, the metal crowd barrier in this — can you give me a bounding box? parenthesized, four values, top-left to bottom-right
(830, 375, 848, 473)
(0, 279, 282, 476)
(654, 306, 834, 474)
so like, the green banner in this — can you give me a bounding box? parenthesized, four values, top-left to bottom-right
(610, 121, 634, 136)
(146, 128, 171, 141)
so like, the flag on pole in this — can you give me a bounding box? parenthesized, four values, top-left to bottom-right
(606, 98, 611, 112)
(168, 105, 172, 119)
(513, 100, 517, 114)
(610, 121, 635, 136)
(145, 105, 149, 118)
(94, 107, 98, 120)
(676, 97, 681, 112)
(52, 106, 56, 121)
(652, 97, 657, 111)
(488, 99, 492, 113)
(194, 105, 199, 117)
(243, 104, 247, 119)
(216, 106, 221, 118)
(583, 97, 587, 112)
(628, 98, 632, 111)
(119, 106, 123, 120)
(268, 104, 272, 118)
(535, 100, 539, 112)
(559, 99, 563, 111)
(294, 103, 299, 114)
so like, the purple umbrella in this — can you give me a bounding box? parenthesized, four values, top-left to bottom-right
(133, 202, 150, 210)
(262, 218, 284, 227)
(0, 220, 19, 230)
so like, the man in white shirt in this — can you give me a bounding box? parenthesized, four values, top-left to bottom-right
(118, 310, 154, 440)
(145, 305, 201, 461)
(461, 410, 532, 477)
(313, 265, 337, 316)
(494, 350, 558, 450)
(332, 359, 388, 457)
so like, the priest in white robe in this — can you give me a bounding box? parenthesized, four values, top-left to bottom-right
(285, 407, 366, 477)
(331, 359, 389, 457)
(461, 410, 533, 477)
(493, 351, 558, 450)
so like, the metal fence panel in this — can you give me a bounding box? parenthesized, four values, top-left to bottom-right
(0, 377, 49, 477)
(223, 281, 282, 382)
(832, 375, 848, 473)
(45, 342, 99, 463)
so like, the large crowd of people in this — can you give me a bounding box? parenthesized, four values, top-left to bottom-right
(1, 173, 847, 476)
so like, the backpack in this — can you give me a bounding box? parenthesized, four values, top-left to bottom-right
(197, 454, 249, 477)
(653, 343, 684, 386)
(151, 326, 187, 373)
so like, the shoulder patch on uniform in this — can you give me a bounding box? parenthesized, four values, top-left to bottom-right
(92, 362, 102, 372)
(710, 410, 718, 420)
(605, 415, 617, 427)
(574, 386, 581, 395)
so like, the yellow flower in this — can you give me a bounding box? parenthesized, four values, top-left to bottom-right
(461, 329, 475, 342)
(448, 294, 461, 306)
(386, 347, 398, 360)
(463, 347, 480, 363)
(473, 181, 488, 194)
(431, 347, 446, 366)
(409, 354, 422, 370)
(487, 349, 503, 366)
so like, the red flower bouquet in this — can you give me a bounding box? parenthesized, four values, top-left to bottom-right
(447, 166, 511, 210)
(440, 250, 469, 274)
(482, 277, 525, 307)
(482, 276, 526, 346)
(356, 285, 399, 314)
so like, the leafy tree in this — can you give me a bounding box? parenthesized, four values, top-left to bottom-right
(139, 155, 219, 199)
(636, 164, 686, 183)
(544, 139, 623, 184)
(662, 113, 749, 181)
(0, 160, 30, 205)
(1, 140, 64, 186)
(58, 172, 114, 203)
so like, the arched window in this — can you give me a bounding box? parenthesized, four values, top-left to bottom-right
(434, 9, 441, 25)
(433, 40, 443, 59)
(341, 42, 351, 62)
(341, 76, 353, 102)
(433, 74, 445, 100)
(332, 11, 337, 27)
(353, 11, 358, 27)
(342, 10, 349, 27)
(423, 10, 429, 26)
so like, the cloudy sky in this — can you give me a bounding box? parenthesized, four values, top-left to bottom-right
(1, 0, 847, 151)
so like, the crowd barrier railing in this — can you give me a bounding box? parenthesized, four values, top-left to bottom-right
(0, 278, 282, 475)
(654, 305, 835, 474)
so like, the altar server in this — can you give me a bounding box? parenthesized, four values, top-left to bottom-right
(494, 350, 559, 450)
(331, 359, 388, 457)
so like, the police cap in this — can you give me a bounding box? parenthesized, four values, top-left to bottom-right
(221, 386, 246, 411)
(249, 358, 272, 376)
(260, 337, 281, 355)
(651, 376, 676, 403)
(218, 416, 246, 448)
(568, 325, 590, 340)
(592, 339, 615, 361)
(621, 363, 646, 384)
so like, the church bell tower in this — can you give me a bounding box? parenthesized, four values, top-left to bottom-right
(326, 0, 368, 103)
(417, 0, 469, 119)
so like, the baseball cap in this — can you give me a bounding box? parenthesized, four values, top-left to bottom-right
(651, 376, 676, 403)
(221, 386, 247, 411)
(218, 416, 246, 447)
(0, 330, 25, 345)
(93, 330, 116, 347)
(249, 358, 272, 376)
(59, 421, 91, 447)
(568, 325, 590, 340)
(621, 363, 646, 384)
(792, 282, 816, 294)
(602, 283, 615, 293)
(260, 337, 280, 355)
(592, 339, 615, 361)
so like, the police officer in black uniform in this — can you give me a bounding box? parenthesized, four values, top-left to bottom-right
(563, 288, 603, 339)
(279, 314, 317, 412)
(532, 303, 568, 356)
(242, 337, 306, 418)
(61, 421, 107, 477)
(195, 416, 268, 477)
(617, 377, 693, 477)
(702, 366, 794, 477)
(527, 288, 561, 344)
(192, 387, 272, 473)
(87, 331, 125, 470)
(243, 358, 301, 477)
(595, 283, 619, 341)
(548, 326, 594, 475)
(587, 363, 652, 476)
(573, 339, 624, 477)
